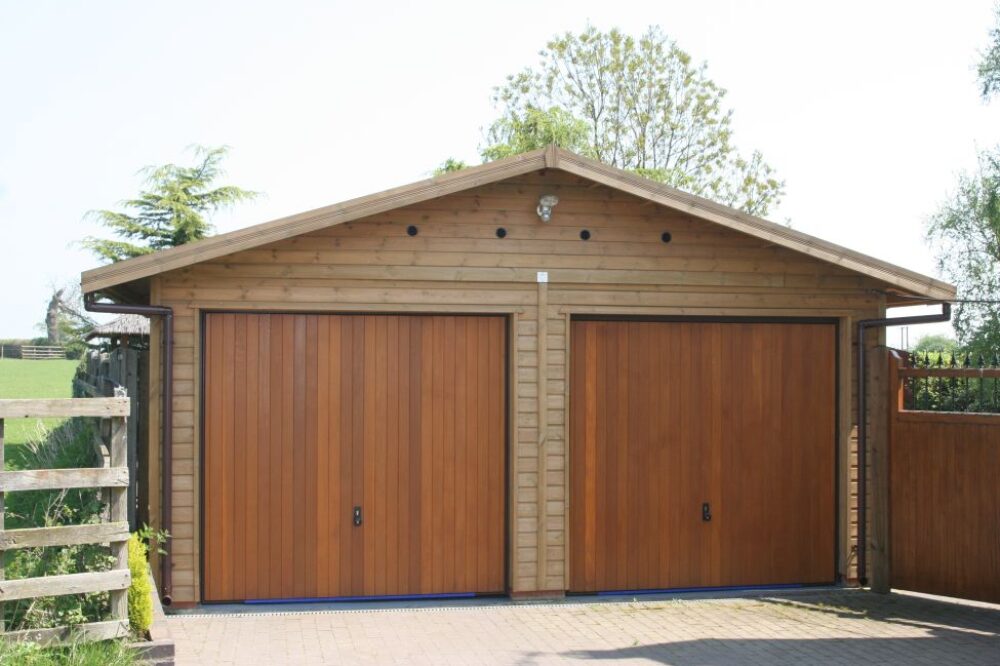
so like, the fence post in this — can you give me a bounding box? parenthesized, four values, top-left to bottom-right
(869, 347, 891, 593)
(109, 392, 129, 626)
(125, 350, 139, 530)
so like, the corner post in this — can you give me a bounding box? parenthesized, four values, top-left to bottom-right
(109, 394, 130, 626)
(536, 272, 549, 591)
(870, 347, 892, 593)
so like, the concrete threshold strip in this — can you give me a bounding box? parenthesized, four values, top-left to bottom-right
(167, 584, 851, 618)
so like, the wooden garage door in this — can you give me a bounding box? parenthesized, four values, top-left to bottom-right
(569, 320, 836, 592)
(203, 313, 506, 602)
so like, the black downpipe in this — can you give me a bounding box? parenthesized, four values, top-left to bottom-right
(85, 293, 174, 605)
(856, 302, 950, 586)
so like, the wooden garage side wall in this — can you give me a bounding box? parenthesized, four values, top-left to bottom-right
(147, 170, 886, 604)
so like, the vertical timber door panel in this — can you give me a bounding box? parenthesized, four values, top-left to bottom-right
(569, 320, 836, 593)
(203, 313, 506, 602)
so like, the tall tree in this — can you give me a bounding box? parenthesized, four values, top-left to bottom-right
(926, 9, 1000, 354)
(979, 4, 1000, 100)
(45, 288, 65, 344)
(481, 106, 590, 161)
(39, 285, 95, 358)
(927, 150, 1000, 354)
(83, 146, 258, 263)
(912, 333, 958, 354)
(481, 26, 783, 215)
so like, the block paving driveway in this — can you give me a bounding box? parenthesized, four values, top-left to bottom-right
(167, 589, 1000, 665)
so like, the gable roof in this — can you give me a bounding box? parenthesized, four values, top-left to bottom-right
(81, 145, 956, 301)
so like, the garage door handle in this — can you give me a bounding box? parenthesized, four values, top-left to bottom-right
(353, 506, 363, 526)
(702, 502, 712, 522)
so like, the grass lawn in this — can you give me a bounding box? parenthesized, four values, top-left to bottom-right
(0, 358, 79, 464)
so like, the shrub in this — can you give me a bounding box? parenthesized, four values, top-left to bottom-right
(126, 534, 153, 635)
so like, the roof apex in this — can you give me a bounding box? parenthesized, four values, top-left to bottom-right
(81, 145, 955, 301)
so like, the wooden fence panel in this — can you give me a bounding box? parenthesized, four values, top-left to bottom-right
(0, 397, 131, 643)
(75, 348, 147, 530)
(18, 346, 66, 360)
(889, 351, 1000, 603)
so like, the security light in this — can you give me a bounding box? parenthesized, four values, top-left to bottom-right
(537, 194, 559, 222)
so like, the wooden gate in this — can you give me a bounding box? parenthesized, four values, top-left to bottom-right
(887, 350, 1000, 603)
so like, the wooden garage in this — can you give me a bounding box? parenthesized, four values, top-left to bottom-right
(80, 146, 955, 606)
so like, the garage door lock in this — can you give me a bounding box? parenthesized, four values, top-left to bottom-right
(353, 506, 363, 526)
(702, 502, 712, 522)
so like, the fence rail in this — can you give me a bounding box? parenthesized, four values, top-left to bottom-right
(0, 396, 131, 643)
(897, 349, 1000, 413)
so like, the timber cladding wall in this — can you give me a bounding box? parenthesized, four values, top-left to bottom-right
(146, 169, 886, 604)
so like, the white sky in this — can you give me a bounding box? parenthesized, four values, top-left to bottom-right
(2, 0, 997, 340)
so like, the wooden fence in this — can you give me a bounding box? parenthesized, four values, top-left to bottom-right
(19, 346, 67, 360)
(75, 348, 148, 530)
(0, 396, 131, 643)
(0, 346, 67, 360)
(886, 350, 1000, 603)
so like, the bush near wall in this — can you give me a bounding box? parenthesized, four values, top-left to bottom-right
(126, 534, 153, 635)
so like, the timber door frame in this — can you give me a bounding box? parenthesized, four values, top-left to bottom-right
(564, 314, 841, 592)
(197, 309, 512, 604)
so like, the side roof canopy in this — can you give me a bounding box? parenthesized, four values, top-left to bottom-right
(81, 145, 956, 302)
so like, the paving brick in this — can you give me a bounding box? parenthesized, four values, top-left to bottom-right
(167, 590, 1000, 665)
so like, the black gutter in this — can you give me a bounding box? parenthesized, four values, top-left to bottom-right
(856, 302, 950, 586)
(85, 292, 174, 605)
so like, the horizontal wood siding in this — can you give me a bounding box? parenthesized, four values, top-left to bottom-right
(149, 169, 884, 603)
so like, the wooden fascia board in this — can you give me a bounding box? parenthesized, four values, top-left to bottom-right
(81, 149, 549, 293)
(554, 149, 956, 301)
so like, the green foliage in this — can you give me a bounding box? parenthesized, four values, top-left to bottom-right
(484, 26, 784, 215)
(481, 106, 590, 161)
(927, 148, 1000, 355)
(0, 639, 136, 666)
(904, 350, 1000, 413)
(127, 534, 153, 635)
(912, 333, 958, 353)
(0, 337, 50, 347)
(135, 524, 171, 557)
(83, 145, 258, 263)
(433, 158, 469, 176)
(979, 4, 1000, 100)
(4, 420, 113, 632)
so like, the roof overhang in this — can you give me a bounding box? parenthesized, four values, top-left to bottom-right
(81, 145, 956, 301)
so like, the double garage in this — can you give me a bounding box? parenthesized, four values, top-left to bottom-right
(81, 149, 953, 606)
(202, 312, 836, 602)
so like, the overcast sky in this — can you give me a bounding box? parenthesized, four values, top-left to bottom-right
(1, 0, 997, 340)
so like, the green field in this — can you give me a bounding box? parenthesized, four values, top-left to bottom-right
(0, 358, 80, 458)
